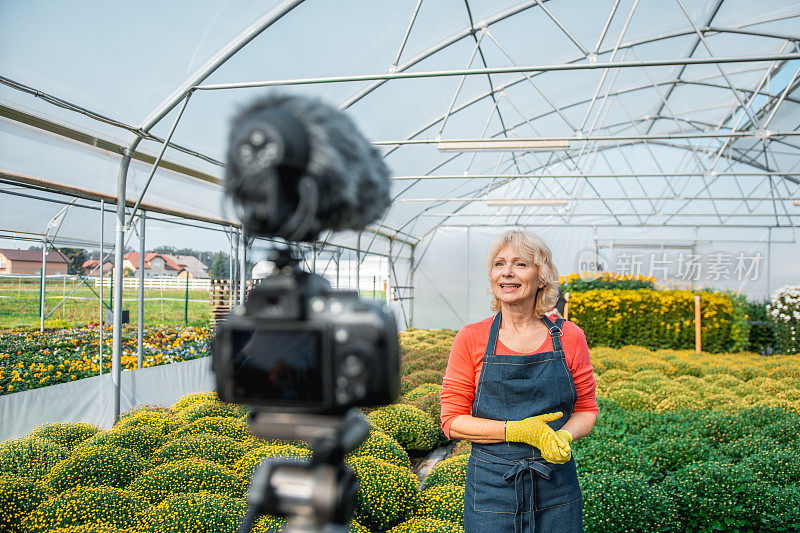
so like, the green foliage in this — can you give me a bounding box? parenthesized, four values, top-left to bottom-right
(747, 298, 777, 352)
(169, 415, 251, 441)
(170, 391, 218, 412)
(251, 515, 288, 533)
(0, 475, 52, 533)
(128, 458, 243, 504)
(368, 404, 440, 451)
(561, 273, 656, 292)
(76, 425, 167, 460)
(728, 292, 751, 352)
(768, 286, 800, 354)
(422, 455, 468, 490)
(177, 400, 249, 424)
(569, 289, 740, 351)
(30, 422, 101, 450)
(114, 409, 179, 437)
(233, 445, 311, 487)
(0, 437, 68, 480)
(44, 445, 144, 492)
(349, 456, 420, 531)
(136, 492, 246, 533)
(149, 433, 248, 468)
(401, 370, 445, 395)
(48, 526, 131, 533)
(581, 470, 679, 533)
(387, 517, 463, 533)
(404, 383, 442, 403)
(418, 484, 464, 525)
(663, 461, 782, 532)
(349, 428, 411, 469)
(23, 486, 148, 531)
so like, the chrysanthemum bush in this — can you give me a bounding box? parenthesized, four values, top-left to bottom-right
(417, 484, 464, 525)
(76, 424, 167, 460)
(768, 285, 800, 354)
(177, 399, 249, 424)
(169, 415, 251, 441)
(30, 422, 101, 450)
(569, 289, 743, 351)
(348, 456, 420, 531)
(44, 445, 145, 492)
(128, 458, 243, 504)
(348, 427, 411, 469)
(560, 272, 656, 292)
(388, 517, 463, 533)
(149, 433, 248, 469)
(574, 399, 800, 532)
(0, 436, 68, 480)
(0, 474, 52, 531)
(421, 455, 468, 490)
(136, 491, 246, 533)
(23, 486, 149, 532)
(367, 404, 441, 451)
(233, 444, 312, 487)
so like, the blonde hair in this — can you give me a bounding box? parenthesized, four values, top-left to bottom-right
(486, 230, 560, 317)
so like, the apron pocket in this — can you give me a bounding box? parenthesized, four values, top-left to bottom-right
(469, 452, 526, 514)
(534, 459, 582, 511)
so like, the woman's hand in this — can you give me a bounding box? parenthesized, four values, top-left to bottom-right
(505, 412, 572, 464)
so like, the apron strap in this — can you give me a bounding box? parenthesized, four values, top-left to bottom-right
(484, 312, 502, 357)
(541, 315, 565, 353)
(503, 458, 552, 533)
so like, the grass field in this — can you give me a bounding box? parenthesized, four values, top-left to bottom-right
(0, 276, 388, 330)
(0, 277, 211, 329)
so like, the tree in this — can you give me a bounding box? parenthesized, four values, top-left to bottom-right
(209, 253, 226, 278)
(59, 248, 88, 275)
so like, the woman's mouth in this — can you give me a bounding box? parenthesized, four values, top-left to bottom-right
(499, 283, 521, 292)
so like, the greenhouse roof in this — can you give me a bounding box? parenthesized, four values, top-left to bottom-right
(1, 0, 799, 257)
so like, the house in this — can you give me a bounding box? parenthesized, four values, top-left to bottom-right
(123, 253, 182, 277)
(167, 255, 209, 279)
(81, 259, 114, 277)
(0, 248, 69, 275)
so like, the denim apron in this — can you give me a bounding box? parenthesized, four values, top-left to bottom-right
(464, 313, 583, 533)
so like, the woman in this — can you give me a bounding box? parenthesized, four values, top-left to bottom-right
(440, 230, 598, 533)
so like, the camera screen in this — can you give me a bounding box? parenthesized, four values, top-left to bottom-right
(230, 329, 324, 404)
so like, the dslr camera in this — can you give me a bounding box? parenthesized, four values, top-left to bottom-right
(212, 94, 400, 533)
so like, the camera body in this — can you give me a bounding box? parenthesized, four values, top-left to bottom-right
(213, 259, 400, 415)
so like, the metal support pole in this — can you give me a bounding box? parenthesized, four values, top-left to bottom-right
(387, 240, 393, 304)
(356, 232, 362, 295)
(184, 271, 189, 325)
(99, 199, 104, 376)
(239, 230, 246, 304)
(232, 229, 240, 306)
(112, 143, 140, 424)
(409, 244, 416, 328)
(312, 243, 317, 273)
(767, 227, 772, 297)
(39, 241, 47, 332)
(137, 211, 145, 369)
(228, 228, 235, 308)
(335, 250, 340, 289)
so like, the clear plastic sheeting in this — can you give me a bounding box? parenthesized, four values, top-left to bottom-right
(1, 0, 799, 328)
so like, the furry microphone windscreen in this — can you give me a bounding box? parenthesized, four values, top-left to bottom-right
(227, 94, 391, 237)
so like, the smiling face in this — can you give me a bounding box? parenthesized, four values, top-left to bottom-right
(490, 244, 544, 311)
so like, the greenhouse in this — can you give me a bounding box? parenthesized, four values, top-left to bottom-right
(1, 1, 800, 532)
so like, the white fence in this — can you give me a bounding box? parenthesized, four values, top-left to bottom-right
(93, 277, 212, 290)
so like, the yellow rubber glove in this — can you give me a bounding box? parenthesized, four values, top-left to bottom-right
(505, 412, 572, 464)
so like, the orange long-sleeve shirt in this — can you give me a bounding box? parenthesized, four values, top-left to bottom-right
(440, 316, 598, 438)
